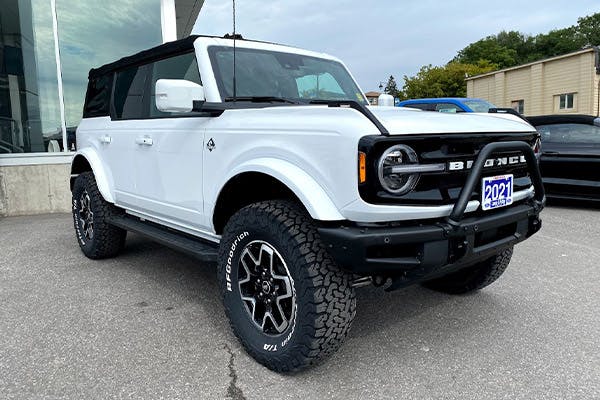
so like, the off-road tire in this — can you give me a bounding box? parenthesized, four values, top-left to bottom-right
(217, 201, 356, 372)
(422, 247, 513, 294)
(72, 171, 126, 259)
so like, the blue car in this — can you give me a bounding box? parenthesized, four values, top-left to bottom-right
(397, 97, 497, 113)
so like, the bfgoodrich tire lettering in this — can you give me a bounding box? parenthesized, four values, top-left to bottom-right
(72, 171, 126, 259)
(218, 201, 356, 372)
(422, 247, 514, 294)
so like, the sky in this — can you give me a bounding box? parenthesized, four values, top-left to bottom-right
(193, 0, 599, 92)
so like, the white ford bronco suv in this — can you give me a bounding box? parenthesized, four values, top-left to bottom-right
(71, 35, 545, 372)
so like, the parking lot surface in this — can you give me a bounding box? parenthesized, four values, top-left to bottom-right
(1, 205, 599, 399)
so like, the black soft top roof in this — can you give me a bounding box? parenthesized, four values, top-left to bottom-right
(527, 114, 599, 126)
(89, 35, 201, 79)
(88, 34, 285, 79)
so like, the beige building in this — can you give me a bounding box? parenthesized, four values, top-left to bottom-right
(466, 47, 600, 117)
(365, 91, 382, 105)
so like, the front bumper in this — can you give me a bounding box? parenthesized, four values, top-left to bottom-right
(319, 201, 542, 280)
(318, 141, 546, 290)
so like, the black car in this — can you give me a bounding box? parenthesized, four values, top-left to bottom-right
(527, 114, 600, 202)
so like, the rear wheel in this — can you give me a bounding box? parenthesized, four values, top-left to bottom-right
(422, 247, 513, 294)
(72, 172, 126, 259)
(218, 201, 356, 372)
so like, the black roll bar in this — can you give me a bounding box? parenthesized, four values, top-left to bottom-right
(447, 141, 545, 225)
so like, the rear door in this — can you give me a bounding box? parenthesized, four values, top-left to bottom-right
(105, 64, 151, 208)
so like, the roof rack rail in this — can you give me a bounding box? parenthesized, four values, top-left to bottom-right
(223, 33, 243, 40)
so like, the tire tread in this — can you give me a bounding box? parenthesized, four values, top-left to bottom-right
(72, 172, 126, 259)
(218, 201, 356, 372)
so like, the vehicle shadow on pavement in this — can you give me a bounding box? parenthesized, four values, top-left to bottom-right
(114, 234, 229, 331)
(117, 233, 508, 378)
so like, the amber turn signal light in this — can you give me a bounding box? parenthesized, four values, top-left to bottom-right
(358, 152, 367, 183)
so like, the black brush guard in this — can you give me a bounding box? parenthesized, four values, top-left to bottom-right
(318, 141, 545, 290)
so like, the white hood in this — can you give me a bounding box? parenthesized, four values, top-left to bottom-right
(368, 106, 535, 135)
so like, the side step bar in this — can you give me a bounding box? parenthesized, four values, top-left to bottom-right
(110, 215, 218, 262)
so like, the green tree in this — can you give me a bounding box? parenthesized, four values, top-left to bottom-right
(533, 27, 586, 59)
(384, 75, 400, 97)
(577, 13, 600, 46)
(453, 12, 600, 69)
(453, 36, 518, 69)
(396, 12, 600, 101)
(400, 62, 495, 100)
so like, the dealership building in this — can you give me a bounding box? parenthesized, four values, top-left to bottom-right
(467, 47, 600, 117)
(0, 0, 204, 216)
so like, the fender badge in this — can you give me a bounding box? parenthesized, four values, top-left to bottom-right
(206, 138, 216, 152)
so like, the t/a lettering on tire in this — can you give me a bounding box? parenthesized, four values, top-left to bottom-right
(72, 171, 126, 259)
(218, 201, 356, 372)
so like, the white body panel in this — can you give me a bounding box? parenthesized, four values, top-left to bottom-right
(74, 37, 538, 237)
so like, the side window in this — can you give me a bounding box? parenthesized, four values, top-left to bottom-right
(113, 65, 149, 119)
(84, 74, 113, 118)
(435, 103, 461, 113)
(296, 73, 345, 100)
(404, 103, 434, 111)
(148, 52, 201, 117)
(537, 123, 600, 145)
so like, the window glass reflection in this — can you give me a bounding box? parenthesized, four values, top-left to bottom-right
(56, 0, 162, 130)
(0, 0, 61, 153)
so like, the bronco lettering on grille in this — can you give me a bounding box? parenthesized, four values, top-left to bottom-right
(448, 155, 526, 171)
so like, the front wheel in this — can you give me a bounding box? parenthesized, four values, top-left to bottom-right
(217, 201, 356, 372)
(422, 247, 513, 294)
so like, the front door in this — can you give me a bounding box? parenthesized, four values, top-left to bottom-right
(130, 52, 211, 231)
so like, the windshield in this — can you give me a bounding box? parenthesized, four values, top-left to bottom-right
(463, 99, 496, 113)
(208, 46, 367, 104)
(536, 123, 600, 144)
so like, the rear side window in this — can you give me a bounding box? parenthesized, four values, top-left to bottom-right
(113, 65, 149, 119)
(83, 74, 112, 118)
(463, 99, 495, 113)
(148, 52, 201, 117)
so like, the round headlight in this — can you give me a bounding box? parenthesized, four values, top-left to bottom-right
(378, 144, 420, 195)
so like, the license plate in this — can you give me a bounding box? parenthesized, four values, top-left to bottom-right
(482, 174, 513, 211)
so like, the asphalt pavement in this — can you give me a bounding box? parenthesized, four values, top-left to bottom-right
(0, 205, 599, 399)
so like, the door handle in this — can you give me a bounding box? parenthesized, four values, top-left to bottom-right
(135, 137, 153, 146)
(99, 134, 112, 144)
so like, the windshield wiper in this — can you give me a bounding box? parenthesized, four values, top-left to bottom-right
(224, 96, 300, 104)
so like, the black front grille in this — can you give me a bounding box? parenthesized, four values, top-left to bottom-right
(358, 132, 538, 206)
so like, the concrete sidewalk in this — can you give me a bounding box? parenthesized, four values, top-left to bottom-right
(0, 206, 599, 399)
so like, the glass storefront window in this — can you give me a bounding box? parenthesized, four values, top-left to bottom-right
(0, 0, 161, 154)
(1, 0, 61, 153)
(56, 0, 162, 134)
